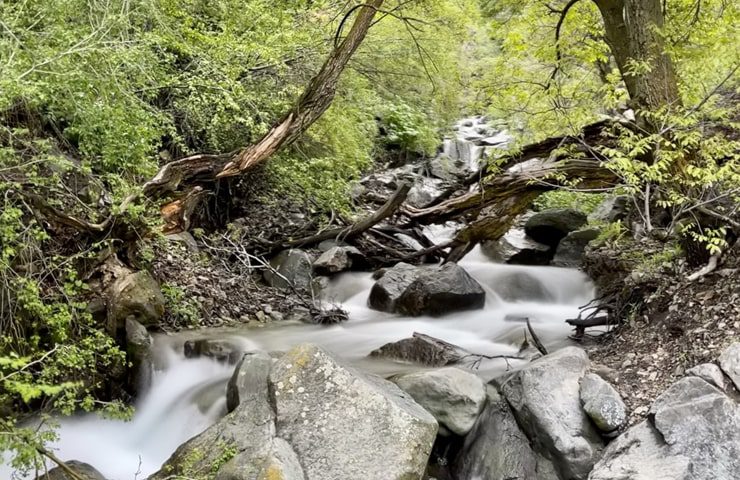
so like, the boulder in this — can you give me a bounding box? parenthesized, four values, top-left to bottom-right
(591, 375, 740, 480)
(184, 338, 243, 364)
(369, 332, 468, 367)
(718, 342, 740, 390)
(263, 249, 313, 290)
(150, 346, 278, 479)
(107, 270, 165, 334)
(492, 271, 554, 302)
(497, 347, 603, 479)
(215, 437, 305, 480)
(430, 153, 470, 180)
(164, 231, 199, 252)
(552, 228, 601, 268)
(481, 227, 552, 265)
(270, 344, 437, 480)
(406, 177, 445, 208)
(125, 317, 153, 394)
(579, 373, 627, 432)
(588, 195, 629, 224)
(452, 387, 538, 480)
(524, 209, 588, 247)
(649, 376, 740, 479)
(313, 246, 365, 275)
(686, 362, 726, 391)
(589, 421, 690, 480)
(36, 461, 106, 480)
(226, 351, 273, 413)
(393, 367, 486, 435)
(368, 262, 485, 316)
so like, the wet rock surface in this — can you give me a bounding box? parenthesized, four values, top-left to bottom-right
(524, 208, 588, 247)
(369, 332, 469, 367)
(393, 367, 486, 435)
(497, 347, 603, 480)
(368, 262, 485, 316)
(579, 373, 627, 433)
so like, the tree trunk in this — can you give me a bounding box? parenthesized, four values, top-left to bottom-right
(594, 0, 681, 118)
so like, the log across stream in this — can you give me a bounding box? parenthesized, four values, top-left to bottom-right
(0, 246, 594, 479)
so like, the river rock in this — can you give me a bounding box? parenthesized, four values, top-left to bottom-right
(686, 362, 726, 391)
(524, 209, 588, 247)
(368, 262, 485, 316)
(263, 249, 313, 290)
(481, 227, 552, 265)
(369, 332, 468, 367)
(313, 246, 364, 275)
(407, 177, 445, 208)
(226, 351, 273, 413)
(452, 388, 538, 479)
(36, 461, 107, 480)
(393, 367, 486, 436)
(150, 345, 277, 479)
(589, 421, 690, 480)
(591, 374, 740, 480)
(579, 373, 627, 432)
(552, 228, 601, 268)
(125, 317, 153, 394)
(588, 195, 629, 223)
(649, 376, 740, 478)
(498, 347, 603, 480)
(718, 342, 740, 390)
(107, 270, 165, 334)
(270, 344, 437, 480)
(429, 153, 470, 180)
(184, 338, 243, 364)
(493, 271, 554, 302)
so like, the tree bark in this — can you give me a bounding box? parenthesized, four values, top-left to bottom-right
(593, 0, 681, 117)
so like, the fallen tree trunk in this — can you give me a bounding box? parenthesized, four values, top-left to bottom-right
(276, 182, 411, 250)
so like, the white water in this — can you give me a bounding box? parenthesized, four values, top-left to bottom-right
(1, 247, 594, 479)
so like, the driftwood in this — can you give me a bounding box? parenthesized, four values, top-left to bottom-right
(277, 182, 411, 250)
(566, 316, 613, 339)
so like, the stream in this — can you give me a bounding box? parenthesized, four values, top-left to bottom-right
(1, 118, 595, 480)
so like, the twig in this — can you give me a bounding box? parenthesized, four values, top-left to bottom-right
(526, 318, 548, 355)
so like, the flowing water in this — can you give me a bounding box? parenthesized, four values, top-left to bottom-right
(1, 117, 592, 479)
(1, 247, 594, 479)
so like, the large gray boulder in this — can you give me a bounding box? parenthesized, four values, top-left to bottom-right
(481, 227, 552, 265)
(369, 332, 468, 367)
(150, 346, 279, 479)
(36, 461, 106, 480)
(589, 421, 690, 480)
(718, 342, 740, 390)
(552, 228, 601, 268)
(590, 374, 740, 480)
(263, 249, 313, 290)
(107, 270, 165, 334)
(407, 176, 445, 208)
(649, 376, 740, 479)
(580, 373, 627, 433)
(393, 367, 486, 436)
(368, 262, 485, 316)
(498, 347, 603, 479)
(226, 351, 273, 413)
(525, 209, 588, 247)
(588, 195, 629, 224)
(313, 246, 365, 275)
(686, 362, 727, 391)
(492, 271, 554, 302)
(125, 317, 153, 395)
(452, 388, 538, 480)
(270, 344, 437, 480)
(183, 338, 243, 364)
